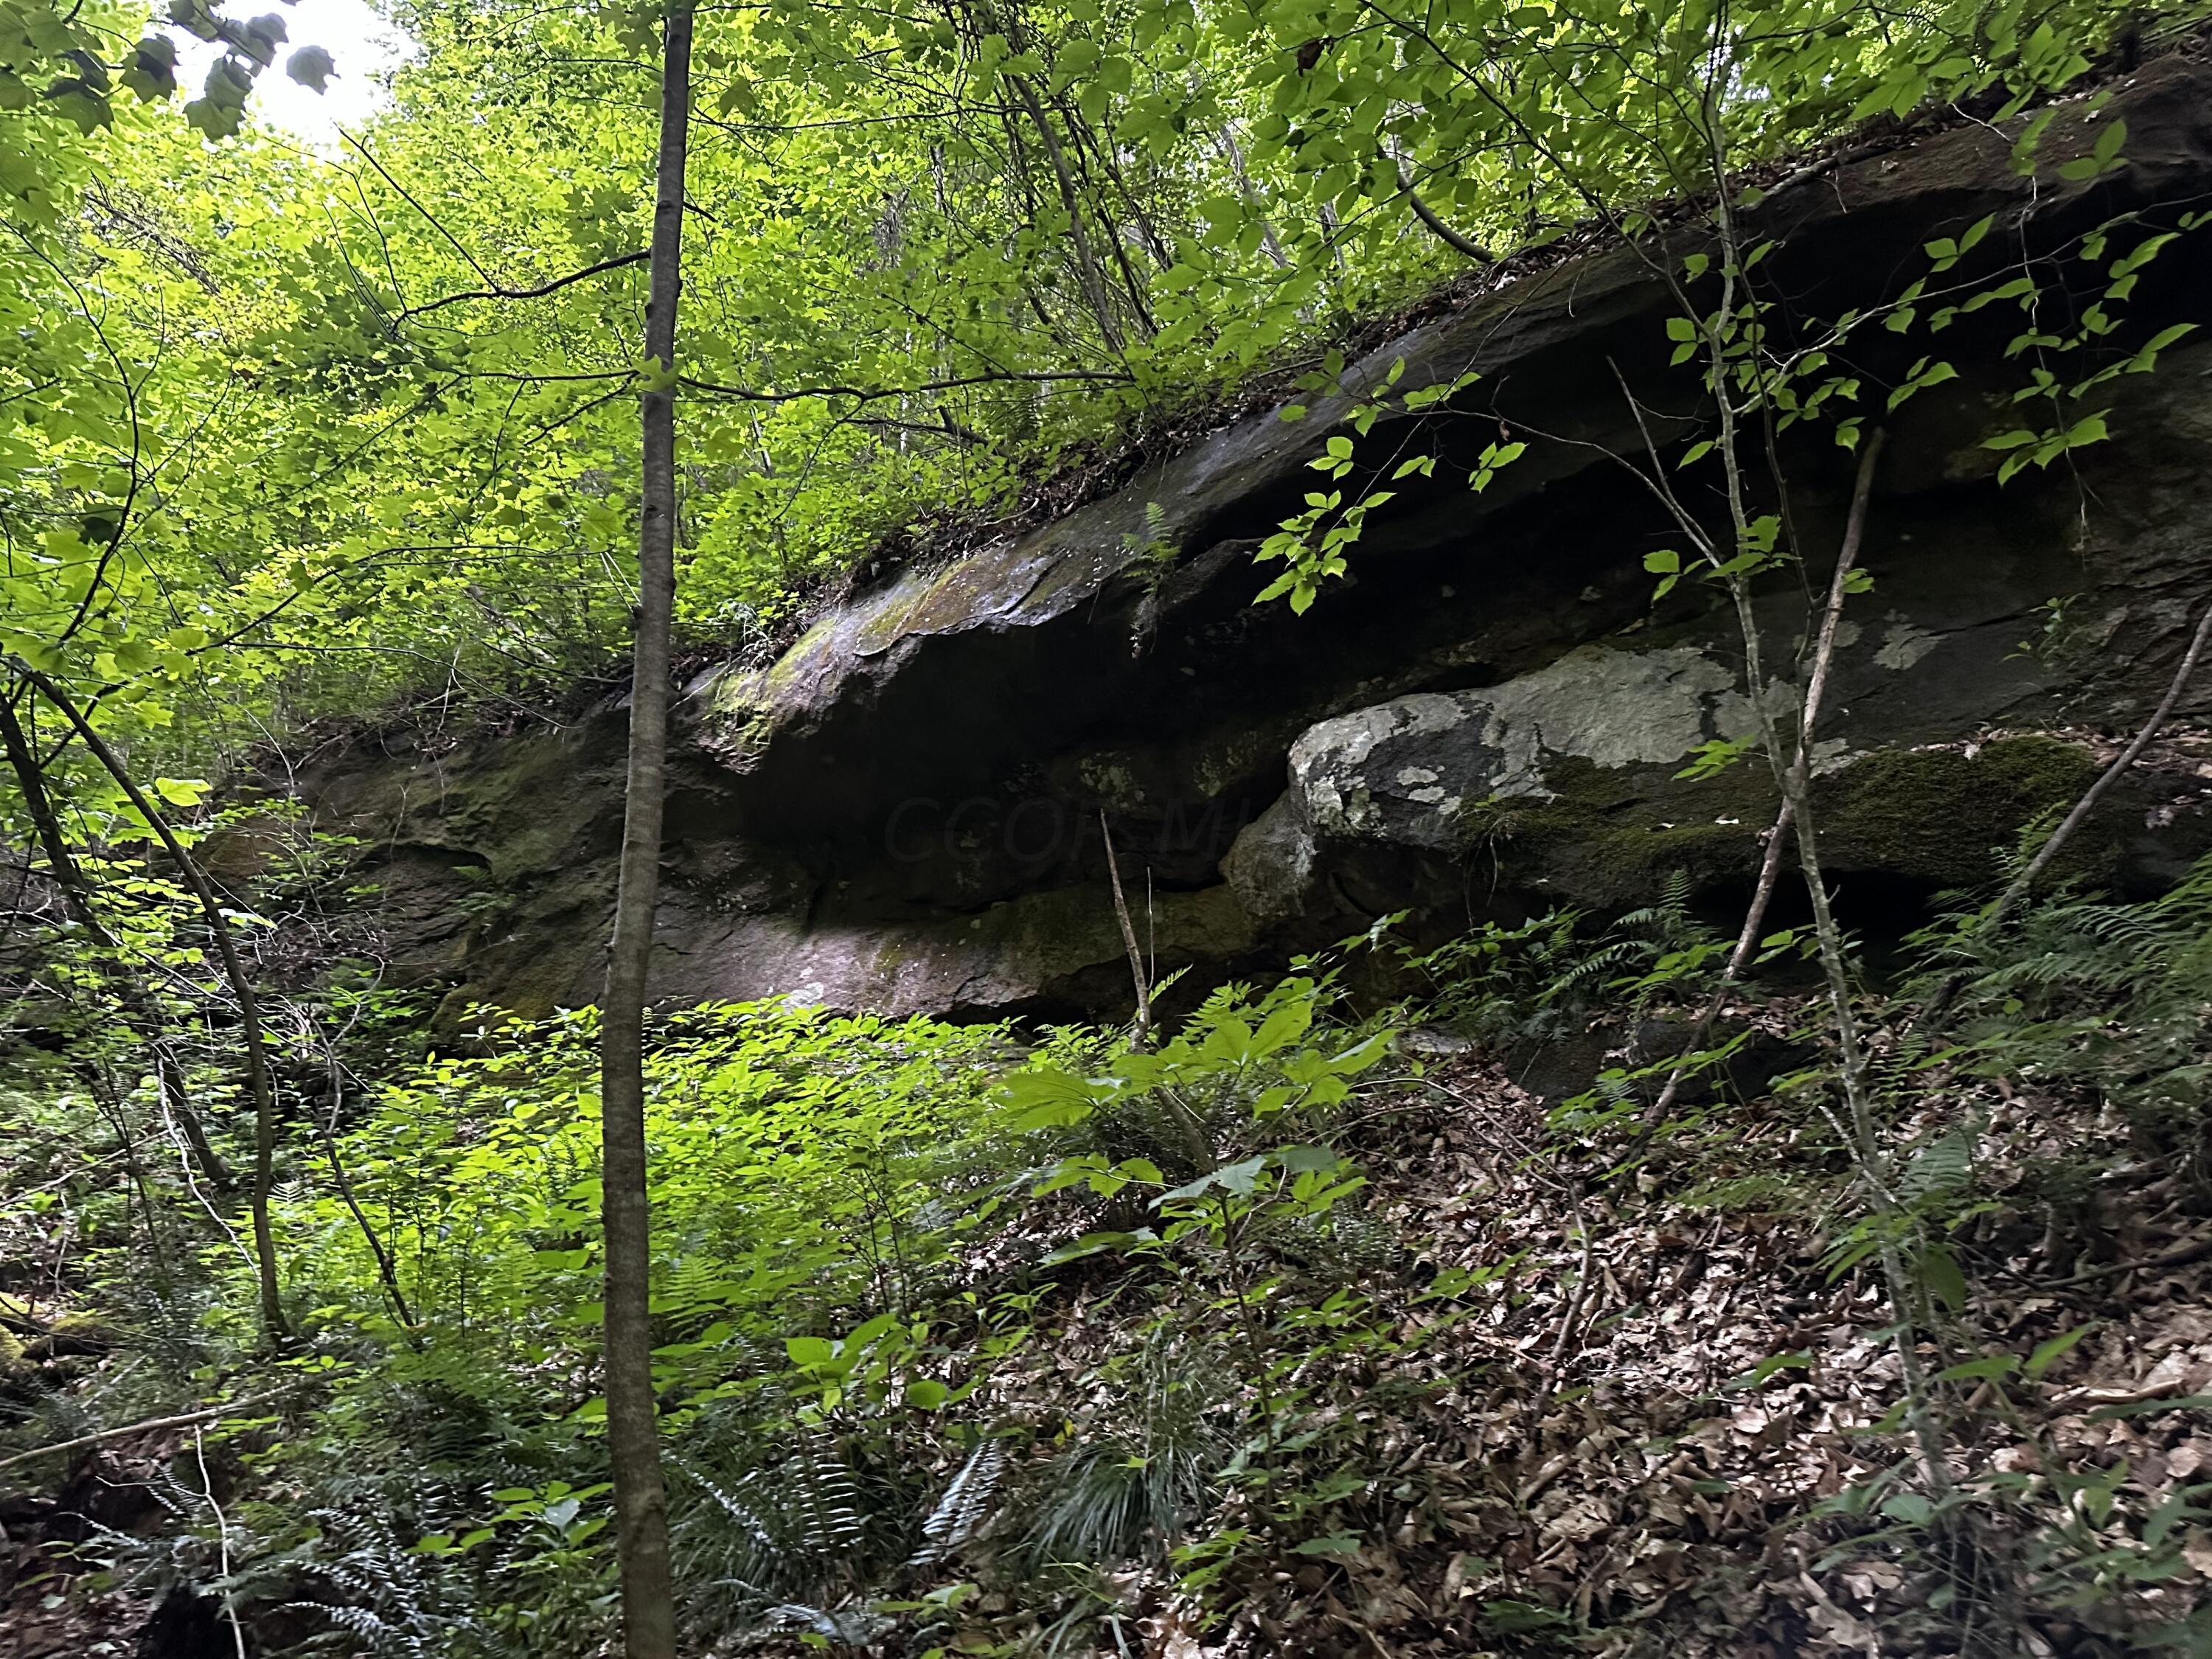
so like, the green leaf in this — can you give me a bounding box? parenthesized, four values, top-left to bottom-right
(2064, 411, 2110, 448)
(1881, 1491, 1933, 1526)
(1040, 1228, 1158, 1265)
(2025, 1324, 2092, 1380)
(1935, 1354, 2017, 1382)
(1919, 1245, 1967, 1310)
(1160, 1155, 1268, 1203)
(1214, 1153, 1267, 1195)
(184, 55, 253, 138)
(2092, 1394, 2212, 1421)
(286, 45, 335, 93)
(122, 35, 179, 101)
(1002, 1066, 1098, 1130)
(1733, 1350, 1812, 1388)
(1325, 1032, 1390, 1074)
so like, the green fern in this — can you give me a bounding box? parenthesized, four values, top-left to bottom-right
(911, 1438, 1008, 1565)
(1021, 1332, 1226, 1569)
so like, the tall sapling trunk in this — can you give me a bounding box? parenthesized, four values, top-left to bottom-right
(597, 6, 692, 1658)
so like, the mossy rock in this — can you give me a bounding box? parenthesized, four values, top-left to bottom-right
(1439, 736, 2105, 913)
(1458, 754, 1777, 909)
(24, 1310, 123, 1358)
(1817, 737, 2104, 888)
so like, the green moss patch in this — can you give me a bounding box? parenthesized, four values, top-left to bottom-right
(1817, 737, 2103, 888)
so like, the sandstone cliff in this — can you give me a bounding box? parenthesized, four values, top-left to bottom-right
(293, 55, 2212, 1027)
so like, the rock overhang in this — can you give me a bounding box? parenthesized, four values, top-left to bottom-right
(290, 57, 2212, 1025)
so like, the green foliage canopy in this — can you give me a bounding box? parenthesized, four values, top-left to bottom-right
(1, 0, 2179, 793)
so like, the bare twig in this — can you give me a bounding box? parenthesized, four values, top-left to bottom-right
(1925, 593, 2212, 1022)
(302, 1014, 417, 1334)
(1994, 594, 2212, 923)
(1725, 801, 1796, 981)
(397, 248, 650, 321)
(1534, 1210, 1600, 1413)
(682, 366, 1135, 405)
(1, 690, 235, 1195)
(1100, 811, 1152, 1048)
(195, 1426, 248, 1659)
(2060, 1236, 2212, 1287)
(1389, 150, 1495, 262)
(0, 1394, 287, 1476)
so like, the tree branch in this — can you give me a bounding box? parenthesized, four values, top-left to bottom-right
(4, 658, 291, 1345)
(681, 367, 1136, 405)
(1390, 151, 1495, 262)
(1100, 811, 1152, 1049)
(1632, 429, 1886, 1142)
(0, 1393, 288, 1477)
(1993, 594, 2212, 925)
(397, 249, 650, 321)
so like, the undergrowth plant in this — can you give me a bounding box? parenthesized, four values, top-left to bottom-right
(32, 975, 1411, 1653)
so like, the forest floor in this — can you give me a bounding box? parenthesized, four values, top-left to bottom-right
(4, 977, 2210, 1658)
(899, 1031, 2212, 1658)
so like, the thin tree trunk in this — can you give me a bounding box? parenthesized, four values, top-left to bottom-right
(308, 1023, 415, 1333)
(1, 690, 94, 927)
(1, 692, 235, 1193)
(157, 1045, 236, 1193)
(1212, 121, 1290, 268)
(1099, 812, 1152, 1048)
(1051, 94, 1159, 334)
(1388, 150, 1494, 262)
(1927, 591, 2212, 1018)
(599, 7, 691, 1657)
(5, 662, 290, 1346)
(1633, 431, 1885, 1140)
(88, 1063, 172, 1286)
(1009, 73, 1124, 351)
(1066, 101, 1172, 269)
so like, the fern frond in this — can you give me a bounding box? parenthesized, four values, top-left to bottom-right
(911, 1439, 1006, 1565)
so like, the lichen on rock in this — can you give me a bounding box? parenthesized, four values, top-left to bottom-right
(1287, 643, 1761, 846)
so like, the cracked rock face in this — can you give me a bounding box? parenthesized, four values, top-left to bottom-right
(288, 59, 2212, 1025)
